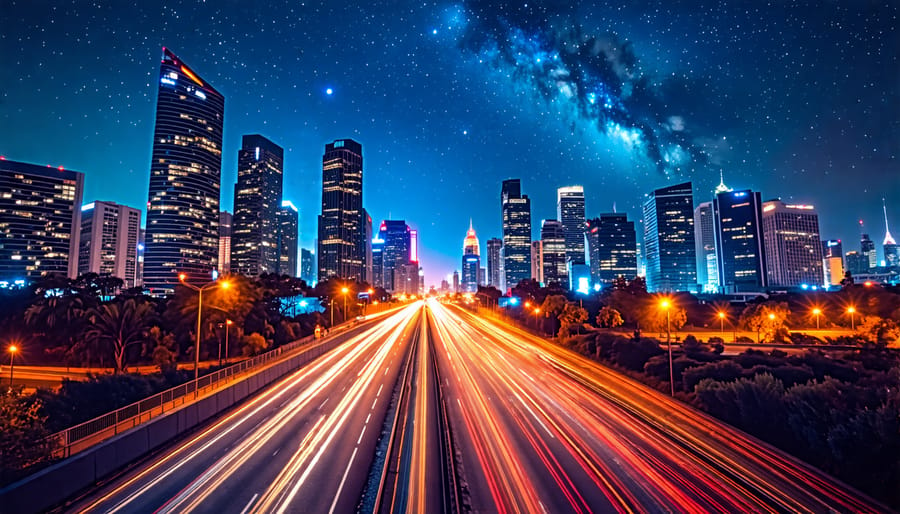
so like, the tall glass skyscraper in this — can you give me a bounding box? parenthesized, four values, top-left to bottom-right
(713, 189, 767, 292)
(277, 201, 299, 277)
(762, 200, 823, 287)
(144, 48, 224, 293)
(231, 135, 284, 276)
(486, 237, 502, 288)
(501, 179, 531, 292)
(318, 139, 364, 282)
(461, 221, 480, 293)
(540, 219, 567, 287)
(694, 201, 718, 292)
(557, 186, 586, 266)
(585, 214, 637, 285)
(643, 182, 697, 293)
(376, 220, 411, 293)
(0, 160, 84, 282)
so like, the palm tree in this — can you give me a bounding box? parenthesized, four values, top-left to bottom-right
(85, 298, 155, 373)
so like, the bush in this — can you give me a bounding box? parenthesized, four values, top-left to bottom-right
(611, 338, 663, 371)
(683, 360, 744, 392)
(695, 373, 791, 447)
(0, 391, 53, 485)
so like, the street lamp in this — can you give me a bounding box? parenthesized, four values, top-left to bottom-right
(219, 319, 233, 366)
(179, 274, 231, 383)
(660, 299, 674, 397)
(812, 308, 822, 330)
(342, 286, 350, 322)
(8, 344, 17, 390)
(717, 311, 726, 338)
(847, 306, 856, 330)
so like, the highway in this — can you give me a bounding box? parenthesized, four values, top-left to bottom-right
(65, 304, 423, 514)
(429, 299, 883, 513)
(56, 299, 883, 513)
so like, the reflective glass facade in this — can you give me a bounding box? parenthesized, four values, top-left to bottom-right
(643, 182, 697, 292)
(318, 139, 364, 281)
(557, 186, 586, 265)
(232, 135, 284, 276)
(713, 189, 767, 292)
(762, 200, 823, 287)
(501, 179, 531, 291)
(540, 219, 567, 287)
(585, 213, 637, 285)
(277, 201, 299, 276)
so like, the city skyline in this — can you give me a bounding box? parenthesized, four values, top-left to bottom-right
(1, 1, 897, 283)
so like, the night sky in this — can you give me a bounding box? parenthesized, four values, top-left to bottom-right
(2, 1, 897, 284)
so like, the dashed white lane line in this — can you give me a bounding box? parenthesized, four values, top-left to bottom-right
(357, 426, 366, 445)
(239, 493, 259, 514)
(319, 398, 329, 410)
(328, 447, 359, 514)
(376, 384, 384, 397)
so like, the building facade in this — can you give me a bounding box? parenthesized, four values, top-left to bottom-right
(557, 186, 586, 266)
(218, 211, 232, 275)
(860, 228, 876, 271)
(144, 48, 224, 293)
(585, 214, 637, 286)
(713, 189, 767, 292)
(501, 179, 531, 291)
(318, 139, 364, 282)
(78, 201, 141, 288)
(761, 200, 824, 287)
(643, 182, 697, 293)
(694, 201, 718, 292)
(377, 220, 412, 293)
(231, 135, 284, 276)
(277, 201, 298, 276)
(300, 248, 315, 285)
(0, 160, 84, 282)
(540, 219, 567, 287)
(486, 237, 502, 289)
(883, 202, 899, 268)
(461, 221, 480, 293)
(530, 240, 543, 284)
(822, 239, 844, 286)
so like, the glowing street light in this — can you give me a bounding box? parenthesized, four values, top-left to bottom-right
(812, 307, 822, 330)
(717, 311, 726, 336)
(847, 306, 857, 330)
(220, 319, 233, 366)
(8, 344, 18, 390)
(660, 299, 674, 397)
(179, 274, 232, 383)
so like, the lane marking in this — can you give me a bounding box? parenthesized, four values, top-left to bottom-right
(357, 426, 366, 445)
(328, 447, 359, 514)
(376, 384, 383, 397)
(319, 398, 329, 410)
(272, 449, 279, 457)
(365, 413, 371, 424)
(239, 493, 259, 514)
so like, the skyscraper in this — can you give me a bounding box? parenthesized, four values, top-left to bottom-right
(585, 214, 637, 285)
(761, 200, 824, 287)
(694, 201, 718, 292)
(372, 232, 385, 289)
(530, 240, 543, 284)
(643, 182, 697, 293)
(78, 201, 142, 288)
(300, 248, 315, 285)
(364, 209, 373, 284)
(486, 238, 502, 288)
(231, 135, 284, 276)
(318, 139, 364, 282)
(822, 240, 844, 286)
(859, 226, 876, 271)
(540, 219, 567, 287)
(218, 211, 232, 275)
(557, 186, 586, 265)
(714, 189, 767, 292)
(461, 221, 480, 293)
(882, 200, 899, 268)
(144, 48, 224, 293)
(501, 179, 531, 291)
(277, 201, 298, 276)
(377, 220, 412, 293)
(0, 159, 84, 282)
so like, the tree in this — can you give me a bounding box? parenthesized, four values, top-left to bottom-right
(0, 392, 52, 483)
(739, 301, 790, 343)
(596, 306, 624, 329)
(639, 302, 687, 333)
(241, 332, 269, 356)
(540, 295, 568, 316)
(85, 298, 155, 373)
(857, 316, 900, 347)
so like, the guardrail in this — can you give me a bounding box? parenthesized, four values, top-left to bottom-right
(50, 329, 337, 459)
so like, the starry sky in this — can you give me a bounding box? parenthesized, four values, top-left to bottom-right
(2, 1, 898, 284)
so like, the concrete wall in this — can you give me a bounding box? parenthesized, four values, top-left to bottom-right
(0, 338, 337, 514)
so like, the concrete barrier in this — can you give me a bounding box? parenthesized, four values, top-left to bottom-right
(0, 336, 350, 514)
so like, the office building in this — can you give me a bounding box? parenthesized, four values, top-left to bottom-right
(530, 240, 543, 284)
(364, 209, 373, 284)
(713, 189, 767, 292)
(231, 135, 284, 276)
(78, 201, 141, 288)
(376, 220, 413, 293)
(277, 201, 298, 276)
(761, 200, 824, 287)
(540, 219, 567, 287)
(557, 186, 586, 265)
(318, 139, 364, 282)
(144, 48, 224, 293)
(883, 201, 899, 268)
(501, 179, 531, 291)
(585, 214, 637, 285)
(486, 238, 502, 288)
(694, 201, 718, 292)
(844, 251, 867, 276)
(643, 182, 697, 292)
(218, 211, 232, 275)
(372, 233, 385, 288)
(0, 160, 84, 282)
(300, 248, 315, 285)
(822, 240, 843, 286)
(461, 221, 480, 293)
(452, 270, 460, 293)
(860, 224, 876, 270)
(136, 229, 145, 287)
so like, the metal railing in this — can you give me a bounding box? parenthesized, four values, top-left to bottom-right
(50, 329, 342, 458)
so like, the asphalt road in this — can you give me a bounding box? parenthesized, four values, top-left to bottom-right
(65, 303, 422, 514)
(428, 299, 883, 513)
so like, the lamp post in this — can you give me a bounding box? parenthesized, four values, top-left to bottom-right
(717, 311, 726, 338)
(760, 312, 775, 343)
(812, 308, 822, 330)
(847, 306, 856, 330)
(660, 300, 674, 397)
(8, 344, 17, 390)
(342, 286, 350, 321)
(220, 319, 233, 366)
(179, 274, 231, 383)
